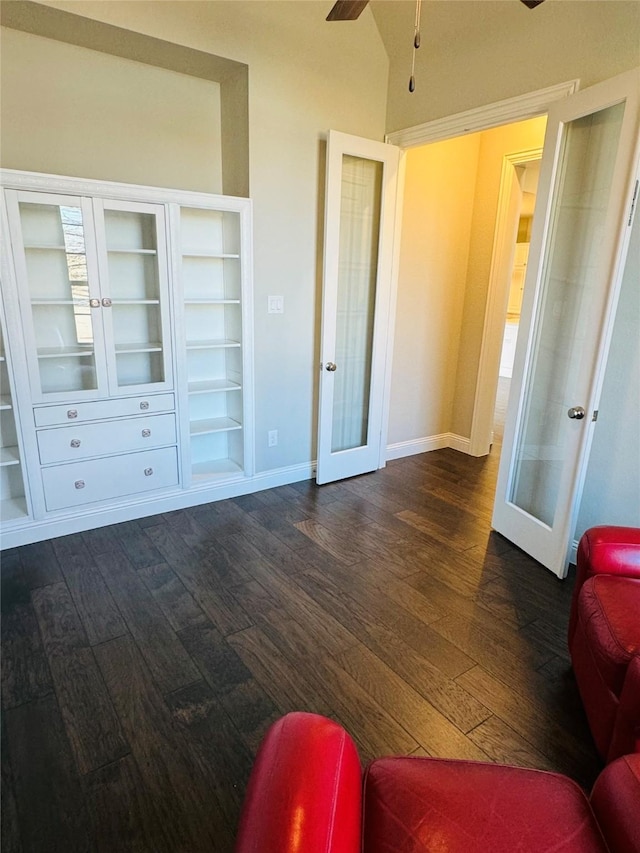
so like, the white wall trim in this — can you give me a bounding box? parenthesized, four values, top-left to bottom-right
(386, 432, 470, 460)
(385, 80, 580, 149)
(469, 146, 543, 457)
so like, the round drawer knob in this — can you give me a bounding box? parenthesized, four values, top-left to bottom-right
(144, 467, 153, 477)
(89, 298, 100, 308)
(142, 429, 151, 438)
(101, 297, 112, 308)
(74, 480, 85, 489)
(70, 439, 81, 448)
(67, 409, 78, 419)
(140, 401, 150, 410)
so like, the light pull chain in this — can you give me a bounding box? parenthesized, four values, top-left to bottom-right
(409, 0, 422, 92)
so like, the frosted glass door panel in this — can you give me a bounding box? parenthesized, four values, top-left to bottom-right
(331, 155, 382, 453)
(19, 202, 99, 394)
(509, 102, 625, 526)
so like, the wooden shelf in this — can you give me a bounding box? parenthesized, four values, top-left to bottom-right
(191, 458, 243, 478)
(187, 379, 241, 394)
(190, 417, 241, 436)
(114, 342, 163, 354)
(111, 299, 161, 305)
(185, 339, 241, 350)
(107, 248, 157, 255)
(0, 496, 28, 522)
(182, 251, 240, 259)
(37, 346, 95, 359)
(31, 299, 91, 306)
(0, 445, 20, 466)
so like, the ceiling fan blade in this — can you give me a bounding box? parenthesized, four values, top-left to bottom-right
(326, 0, 369, 21)
(520, 0, 545, 7)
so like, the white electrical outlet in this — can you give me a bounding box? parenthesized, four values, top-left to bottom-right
(268, 429, 278, 446)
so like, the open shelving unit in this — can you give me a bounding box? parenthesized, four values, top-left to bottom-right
(179, 206, 247, 482)
(0, 317, 28, 524)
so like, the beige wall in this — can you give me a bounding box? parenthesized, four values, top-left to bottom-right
(372, 1, 640, 135)
(388, 134, 480, 446)
(1, 27, 224, 193)
(1, 0, 389, 473)
(451, 116, 547, 438)
(392, 117, 546, 448)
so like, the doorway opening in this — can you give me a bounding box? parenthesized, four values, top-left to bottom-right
(493, 157, 541, 456)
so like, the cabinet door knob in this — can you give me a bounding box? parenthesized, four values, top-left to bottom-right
(70, 439, 81, 448)
(101, 297, 112, 308)
(74, 480, 85, 489)
(67, 409, 78, 419)
(144, 467, 153, 476)
(142, 429, 151, 438)
(89, 298, 100, 308)
(140, 401, 150, 410)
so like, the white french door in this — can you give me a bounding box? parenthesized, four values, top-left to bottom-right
(492, 68, 640, 577)
(316, 131, 401, 485)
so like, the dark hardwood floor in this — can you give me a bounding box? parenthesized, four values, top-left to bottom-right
(1, 435, 600, 851)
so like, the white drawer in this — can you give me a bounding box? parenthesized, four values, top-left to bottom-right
(42, 447, 179, 511)
(37, 413, 177, 465)
(34, 394, 175, 427)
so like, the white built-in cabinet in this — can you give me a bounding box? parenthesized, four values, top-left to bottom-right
(0, 170, 253, 548)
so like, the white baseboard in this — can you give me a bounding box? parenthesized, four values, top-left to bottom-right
(386, 432, 471, 460)
(0, 462, 315, 549)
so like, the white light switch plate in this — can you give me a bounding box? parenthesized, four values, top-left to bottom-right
(268, 295, 284, 314)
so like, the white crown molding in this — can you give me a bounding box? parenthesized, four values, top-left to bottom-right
(0, 169, 250, 212)
(386, 79, 580, 149)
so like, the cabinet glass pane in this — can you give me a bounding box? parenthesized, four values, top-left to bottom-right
(331, 155, 381, 453)
(19, 202, 99, 394)
(104, 210, 166, 387)
(508, 102, 625, 526)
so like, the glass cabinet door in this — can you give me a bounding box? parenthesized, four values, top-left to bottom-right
(7, 192, 108, 400)
(95, 199, 172, 393)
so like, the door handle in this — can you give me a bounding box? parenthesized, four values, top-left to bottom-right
(325, 362, 337, 372)
(567, 406, 585, 420)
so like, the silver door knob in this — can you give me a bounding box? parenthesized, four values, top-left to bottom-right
(101, 297, 112, 308)
(325, 362, 337, 372)
(567, 406, 586, 420)
(89, 298, 100, 308)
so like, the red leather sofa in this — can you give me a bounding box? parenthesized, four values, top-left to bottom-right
(235, 711, 640, 852)
(569, 526, 640, 763)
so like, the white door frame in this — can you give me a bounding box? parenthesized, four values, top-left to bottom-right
(468, 146, 543, 457)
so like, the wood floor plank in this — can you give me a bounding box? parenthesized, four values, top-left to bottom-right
(137, 562, 209, 632)
(52, 535, 126, 646)
(1, 717, 22, 853)
(297, 568, 489, 733)
(253, 612, 420, 762)
(176, 621, 253, 696)
(218, 679, 281, 754)
(466, 715, 559, 773)
(227, 624, 336, 719)
(94, 549, 201, 694)
(336, 642, 489, 761)
(143, 522, 253, 634)
(456, 665, 601, 787)
(5, 539, 63, 590)
(5, 694, 90, 852)
(166, 680, 254, 837)
(84, 754, 166, 853)
(94, 635, 220, 851)
(31, 582, 129, 775)
(1, 598, 53, 710)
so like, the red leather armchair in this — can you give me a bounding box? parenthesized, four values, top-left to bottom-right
(569, 526, 640, 763)
(236, 712, 640, 852)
